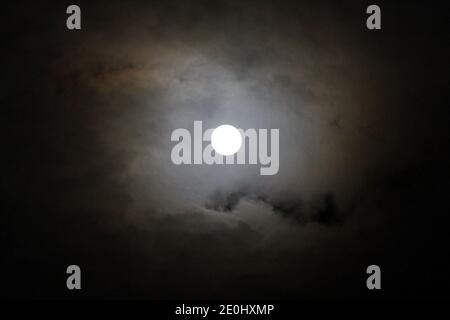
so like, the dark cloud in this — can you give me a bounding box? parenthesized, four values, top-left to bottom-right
(205, 188, 344, 226)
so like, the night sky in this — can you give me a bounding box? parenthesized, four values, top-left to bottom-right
(3, 0, 450, 299)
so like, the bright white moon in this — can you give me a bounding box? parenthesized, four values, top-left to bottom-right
(211, 124, 242, 156)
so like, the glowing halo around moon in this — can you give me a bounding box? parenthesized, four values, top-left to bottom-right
(211, 124, 242, 156)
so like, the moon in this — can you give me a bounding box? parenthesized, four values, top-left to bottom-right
(211, 124, 242, 156)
